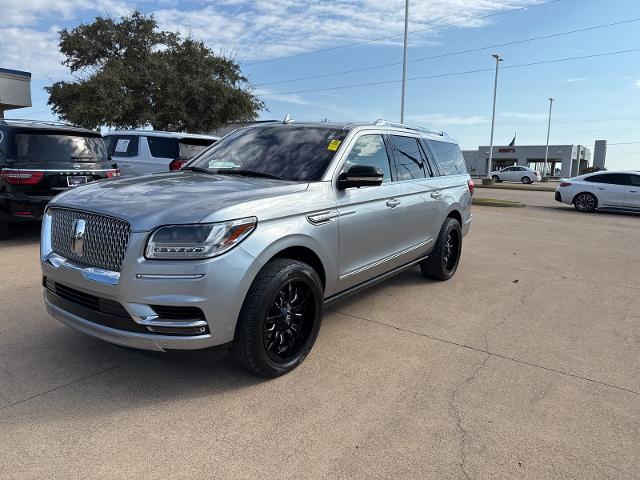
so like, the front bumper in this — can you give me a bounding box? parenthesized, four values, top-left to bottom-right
(40, 212, 262, 351)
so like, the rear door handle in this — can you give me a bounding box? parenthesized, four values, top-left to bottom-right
(386, 199, 401, 208)
(597, 187, 606, 190)
(431, 190, 442, 199)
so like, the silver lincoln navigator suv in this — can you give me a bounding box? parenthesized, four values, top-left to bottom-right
(41, 120, 473, 377)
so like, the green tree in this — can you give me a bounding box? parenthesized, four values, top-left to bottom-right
(46, 11, 264, 132)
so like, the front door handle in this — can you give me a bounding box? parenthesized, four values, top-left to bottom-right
(597, 187, 606, 190)
(431, 190, 442, 199)
(386, 198, 401, 208)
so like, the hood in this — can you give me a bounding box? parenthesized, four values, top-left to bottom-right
(50, 172, 308, 231)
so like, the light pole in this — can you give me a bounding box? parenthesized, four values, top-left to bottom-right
(543, 97, 554, 182)
(486, 54, 503, 183)
(400, 0, 409, 123)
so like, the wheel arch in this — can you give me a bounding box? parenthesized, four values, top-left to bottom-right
(572, 191, 598, 206)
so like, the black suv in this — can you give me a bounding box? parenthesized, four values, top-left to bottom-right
(0, 119, 118, 238)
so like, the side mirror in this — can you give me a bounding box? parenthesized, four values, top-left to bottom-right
(337, 165, 384, 190)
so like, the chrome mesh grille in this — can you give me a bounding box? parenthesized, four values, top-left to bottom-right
(50, 208, 131, 272)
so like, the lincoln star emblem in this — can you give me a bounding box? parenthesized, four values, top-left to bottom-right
(72, 219, 86, 256)
(73, 164, 81, 169)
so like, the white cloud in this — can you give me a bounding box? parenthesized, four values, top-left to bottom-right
(634, 80, 640, 89)
(152, 0, 539, 62)
(499, 112, 547, 121)
(406, 113, 488, 126)
(565, 77, 587, 83)
(0, 26, 65, 78)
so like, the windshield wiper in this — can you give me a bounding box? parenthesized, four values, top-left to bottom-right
(210, 169, 284, 180)
(180, 166, 212, 174)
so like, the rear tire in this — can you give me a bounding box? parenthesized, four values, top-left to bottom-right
(521, 176, 532, 184)
(232, 258, 323, 377)
(573, 192, 597, 213)
(420, 218, 462, 281)
(0, 222, 10, 240)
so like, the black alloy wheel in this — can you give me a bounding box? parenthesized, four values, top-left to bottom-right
(421, 217, 462, 281)
(263, 280, 315, 362)
(233, 258, 323, 377)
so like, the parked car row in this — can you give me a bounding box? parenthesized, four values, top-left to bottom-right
(0, 119, 218, 238)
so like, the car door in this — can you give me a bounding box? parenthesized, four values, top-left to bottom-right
(585, 173, 629, 207)
(335, 133, 407, 291)
(501, 167, 515, 181)
(387, 134, 443, 256)
(625, 174, 640, 209)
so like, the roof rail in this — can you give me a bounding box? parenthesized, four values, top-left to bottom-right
(1, 118, 75, 128)
(373, 119, 445, 136)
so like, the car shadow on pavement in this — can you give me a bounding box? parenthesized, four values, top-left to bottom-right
(540, 205, 640, 218)
(1, 221, 41, 246)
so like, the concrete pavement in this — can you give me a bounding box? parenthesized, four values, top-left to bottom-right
(1, 204, 638, 479)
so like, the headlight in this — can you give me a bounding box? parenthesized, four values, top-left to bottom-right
(145, 217, 257, 259)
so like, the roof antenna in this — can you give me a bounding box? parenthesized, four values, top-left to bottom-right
(283, 114, 294, 124)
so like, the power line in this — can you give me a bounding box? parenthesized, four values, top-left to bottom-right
(258, 47, 640, 96)
(244, 0, 561, 66)
(256, 16, 640, 87)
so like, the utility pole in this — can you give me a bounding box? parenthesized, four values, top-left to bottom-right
(543, 97, 554, 181)
(400, 0, 409, 123)
(486, 54, 503, 182)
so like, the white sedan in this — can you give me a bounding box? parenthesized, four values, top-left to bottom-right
(555, 171, 640, 213)
(490, 166, 542, 184)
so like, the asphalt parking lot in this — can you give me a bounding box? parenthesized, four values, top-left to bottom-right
(1, 191, 639, 479)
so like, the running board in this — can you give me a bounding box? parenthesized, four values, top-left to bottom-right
(324, 254, 429, 306)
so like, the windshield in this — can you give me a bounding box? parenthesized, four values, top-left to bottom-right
(189, 126, 347, 181)
(15, 131, 108, 163)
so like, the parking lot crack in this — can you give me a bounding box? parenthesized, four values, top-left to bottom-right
(328, 309, 640, 396)
(0, 364, 121, 411)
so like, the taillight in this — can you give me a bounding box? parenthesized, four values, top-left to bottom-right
(169, 159, 187, 171)
(0, 169, 44, 185)
(559, 182, 572, 187)
(467, 179, 475, 196)
(106, 169, 120, 178)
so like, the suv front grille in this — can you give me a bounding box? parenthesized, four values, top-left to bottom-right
(50, 207, 130, 272)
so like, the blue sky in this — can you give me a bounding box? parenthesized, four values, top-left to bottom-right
(2, 0, 640, 169)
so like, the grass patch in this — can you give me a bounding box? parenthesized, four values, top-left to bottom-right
(472, 197, 526, 208)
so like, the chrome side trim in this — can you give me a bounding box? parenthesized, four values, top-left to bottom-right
(326, 253, 429, 306)
(340, 238, 433, 280)
(135, 274, 205, 280)
(131, 315, 208, 328)
(307, 210, 339, 225)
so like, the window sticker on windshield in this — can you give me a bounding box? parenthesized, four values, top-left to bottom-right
(115, 139, 130, 153)
(327, 139, 341, 151)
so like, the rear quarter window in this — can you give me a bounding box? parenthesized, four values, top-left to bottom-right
(179, 138, 216, 159)
(147, 136, 179, 159)
(426, 140, 467, 176)
(106, 135, 139, 158)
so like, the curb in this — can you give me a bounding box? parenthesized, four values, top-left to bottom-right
(472, 198, 526, 208)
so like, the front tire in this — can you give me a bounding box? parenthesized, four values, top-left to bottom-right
(521, 176, 532, 184)
(420, 218, 462, 281)
(573, 192, 597, 213)
(491, 175, 500, 183)
(232, 258, 323, 377)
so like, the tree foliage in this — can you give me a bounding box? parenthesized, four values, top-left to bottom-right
(46, 11, 264, 132)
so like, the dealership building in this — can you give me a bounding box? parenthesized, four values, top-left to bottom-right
(462, 141, 607, 178)
(0, 68, 31, 118)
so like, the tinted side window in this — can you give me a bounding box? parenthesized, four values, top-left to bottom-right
(629, 175, 640, 187)
(585, 174, 628, 185)
(427, 140, 467, 176)
(106, 135, 139, 158)
(390, 135, 426, 180)
(343, 135, 392, 182)
(147, 136, 179, 159)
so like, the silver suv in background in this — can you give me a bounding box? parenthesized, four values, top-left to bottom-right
(104, 130, 219, 176)
(41, 120, 473, 377)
